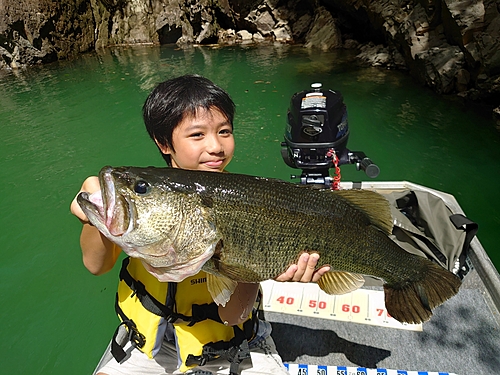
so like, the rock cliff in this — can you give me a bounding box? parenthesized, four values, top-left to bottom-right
(1, 0, 499, 111)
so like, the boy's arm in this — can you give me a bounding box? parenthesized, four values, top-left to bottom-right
(79, 224, 121, 275)
(70, 176, 122, 275)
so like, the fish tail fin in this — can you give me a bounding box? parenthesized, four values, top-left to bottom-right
(384, 261, 461, 324)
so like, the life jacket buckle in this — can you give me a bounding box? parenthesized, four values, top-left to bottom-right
(111, 319, 146, 363)
(227, 339, 251, 375)
(185, 353, 209, 367)
(125, 320, 146, 349)
(166, 314, 178, 323)
(185, 339, 251, 375)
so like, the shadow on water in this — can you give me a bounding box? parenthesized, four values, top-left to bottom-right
(270, 322, 391, 368)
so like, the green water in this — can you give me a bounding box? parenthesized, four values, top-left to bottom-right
(1, 44, 499, 374)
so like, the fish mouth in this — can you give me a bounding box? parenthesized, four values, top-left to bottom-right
(77, 166, 133, 237)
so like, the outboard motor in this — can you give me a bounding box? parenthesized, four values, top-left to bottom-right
(281, 83, 380, 187)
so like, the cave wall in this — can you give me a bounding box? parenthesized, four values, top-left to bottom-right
(1, 0, 500, 105)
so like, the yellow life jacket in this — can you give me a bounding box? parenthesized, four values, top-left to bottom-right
(112, 257, 255, 373)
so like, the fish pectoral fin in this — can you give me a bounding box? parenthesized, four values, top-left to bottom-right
(317, 271, 365, 295)
(207, 273, 237, 307)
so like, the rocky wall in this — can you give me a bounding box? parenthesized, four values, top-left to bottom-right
(1, 0, 499, 109)
(323, 0, 500, 102)
(0, 0, 95, 67)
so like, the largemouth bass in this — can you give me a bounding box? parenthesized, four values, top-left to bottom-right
(77, 166, 461, 324)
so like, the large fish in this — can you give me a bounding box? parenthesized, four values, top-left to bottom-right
(77, 166, 461, 324)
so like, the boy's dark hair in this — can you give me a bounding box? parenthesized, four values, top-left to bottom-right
(143, 74, 236, 166)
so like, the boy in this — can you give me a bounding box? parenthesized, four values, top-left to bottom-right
(71, 75, 329, 375)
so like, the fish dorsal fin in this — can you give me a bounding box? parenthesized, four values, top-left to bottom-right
(334, 189, 393, 235)
(317, 271, 365, 295)
(206, 273, 237, 307)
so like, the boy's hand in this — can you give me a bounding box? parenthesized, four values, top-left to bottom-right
(275, 253, 330, 282)
(70, 176, 100, 224)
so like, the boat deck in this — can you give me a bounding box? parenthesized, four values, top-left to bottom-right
(266, 181, 500, 375)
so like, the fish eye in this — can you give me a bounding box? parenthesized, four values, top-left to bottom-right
(134, 180, 150, 195)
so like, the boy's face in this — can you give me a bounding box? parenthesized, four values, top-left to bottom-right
(158, 107, 235, 172)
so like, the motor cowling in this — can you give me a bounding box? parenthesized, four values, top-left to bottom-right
(282, 83, 349, 171)
(281, 83, 379, 186)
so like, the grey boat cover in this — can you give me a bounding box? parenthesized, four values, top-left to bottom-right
(382, 189, 477, 279)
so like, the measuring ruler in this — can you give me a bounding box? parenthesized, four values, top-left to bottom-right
(285, 364, 457, 375)
(260, 280, 422, 331)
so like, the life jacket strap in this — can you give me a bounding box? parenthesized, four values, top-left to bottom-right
(119, 257, 265, 327)
(189, 302, 223, 326)
(110, 316, 146, 363)
(186, 338, 251, 375)
(185, 320, 254, 375)
(119, 257, 176, 319)
(119, 257, 220, 325)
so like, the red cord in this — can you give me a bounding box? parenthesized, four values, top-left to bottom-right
(327, 148, 341, 190)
